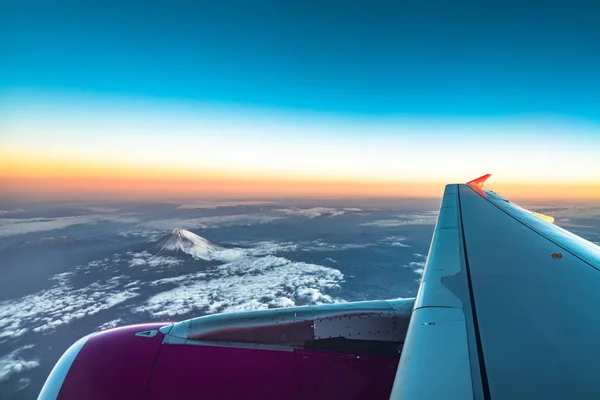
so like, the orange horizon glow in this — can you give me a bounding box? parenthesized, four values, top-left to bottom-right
(2, 149, 599, 201)
(2, 174, 599, 202)
(2, 152, 599, 201)
(2, 92, 600, 202)
(2, 151, 599, 201)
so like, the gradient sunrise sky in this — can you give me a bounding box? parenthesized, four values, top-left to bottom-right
(1, 1, 599, 200)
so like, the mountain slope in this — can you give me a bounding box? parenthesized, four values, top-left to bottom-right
(155, 229, 242, 261)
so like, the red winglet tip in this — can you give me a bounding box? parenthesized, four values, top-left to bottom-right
(467, 174, 491, 189)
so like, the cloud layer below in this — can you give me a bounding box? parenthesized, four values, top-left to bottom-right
(0, 235, 345, 341)
(361, 211, 439, 227)
(136, 255, 344, 316)
(0, 345, 39, 384)
(0, 214, 138, 237)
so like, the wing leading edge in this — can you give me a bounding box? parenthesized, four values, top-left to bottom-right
(391, 176, 600, 399)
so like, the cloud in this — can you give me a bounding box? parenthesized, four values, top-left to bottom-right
(141, 214, 283, 231)
(296, 287, 334, 303)
(118, 229, 165, 242)
(524, 203, 600, 220)
(0, 231, 346, 342)
(302, 236, 412, 252)
(389, 242, 410, 247)
(381, 236, 410, 247)
(404, 253, 427, 277)
(127, 251, 184, 268)
(299, 235, 412, 252)
(244, 241, 298, 256)
(176, 201, 276, 209)
(16, 378, 31, 392)
(0, 206, 341, 241)
(0, 269, 138, 339)
(275, 207, 364, 218)
(0, 209, 25, 216)
(234, 238, 383, 254)
(0, 214, 139, 237)
(409, 261, 426, 268)
(120, 217, 286, 244)
(134, 255, 344, 317)
(0, 216, 99, 237)
(76, 206, 121, 213)
(0, 233, 344, 340)
(0, 345, 39, 382)
(302, 239, 372, 251)
(361, 211, 439, 227)
(98, 319, 123, 330)
(269, 297, 296, 307)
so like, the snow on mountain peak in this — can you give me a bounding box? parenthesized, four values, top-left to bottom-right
(156, 229, 243, 261)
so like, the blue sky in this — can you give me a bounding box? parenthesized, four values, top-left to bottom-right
(2, 0, 600, 119)
(2, 0, 600, 199)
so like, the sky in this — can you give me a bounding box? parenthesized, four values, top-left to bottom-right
(1, 0, 599, 200)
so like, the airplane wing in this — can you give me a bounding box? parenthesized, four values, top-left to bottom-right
(391, 175, 600, 399)
(39, 175, 600, 399)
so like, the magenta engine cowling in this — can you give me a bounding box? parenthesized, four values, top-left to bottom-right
(38, 323, 170, 400)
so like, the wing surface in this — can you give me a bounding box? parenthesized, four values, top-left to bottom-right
(391, 177, 600, 399)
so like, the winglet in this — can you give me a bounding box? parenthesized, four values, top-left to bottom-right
(467, 174, 491, 190)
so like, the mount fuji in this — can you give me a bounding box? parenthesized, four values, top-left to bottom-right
(155, 229, 244, 262)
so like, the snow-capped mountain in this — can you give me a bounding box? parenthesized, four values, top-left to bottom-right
(155, 229, 243, 261)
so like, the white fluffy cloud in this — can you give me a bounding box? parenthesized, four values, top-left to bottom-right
(244, 241, 298, 256)
(0, 251, 187, 339)
(300, 236, 410, 251)
(134, 255, 344, 317)
(302, 239, 372, 251)
(127, 251, 184, 268)
(176, 201, 276, 209)
(0, 345, 39, 382)
(0, 270, 138, 339)
(97, 319, 123, 330)
(361, 211, 439, 227)
(0, 234, 345, 340)
(275, 207, 365, 218)
(409, 261, 426, 268)
(404, 253, 427, 277)
(0, 214, 139, 237)
(0, 209, 25, 216)
(381, 236, 410, 248)
(118, 229, 165, 242)
(524, 203, 600, 220)
(141, 214, 283, 231)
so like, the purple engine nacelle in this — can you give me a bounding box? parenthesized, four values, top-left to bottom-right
(39, 323, 168, 399)
(39, 300, 413, 399)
